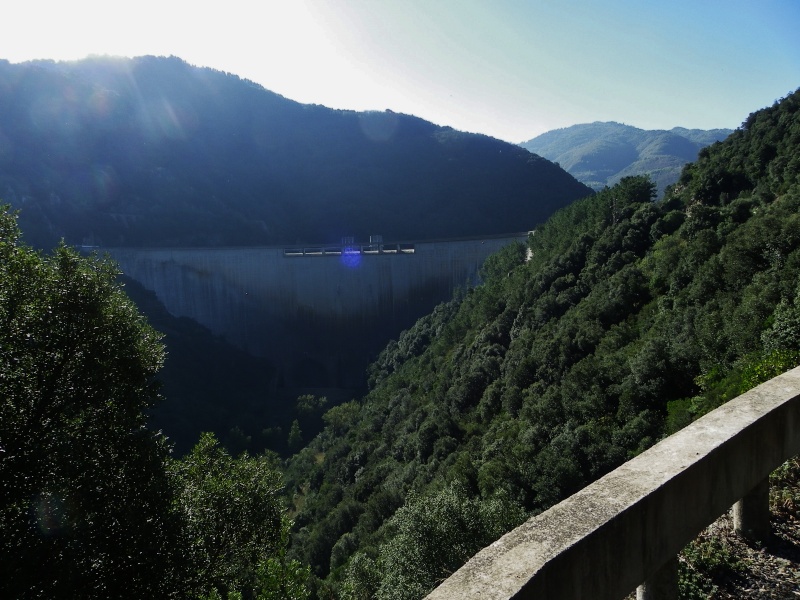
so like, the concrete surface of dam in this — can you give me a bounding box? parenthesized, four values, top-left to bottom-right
(106, 234, 527, 391)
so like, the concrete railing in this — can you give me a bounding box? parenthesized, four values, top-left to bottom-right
(427, 366, 800, 600)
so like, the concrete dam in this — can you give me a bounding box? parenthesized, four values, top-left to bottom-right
(107, 234, 528, 392)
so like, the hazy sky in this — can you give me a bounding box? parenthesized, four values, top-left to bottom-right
(3, 0, 799, 142)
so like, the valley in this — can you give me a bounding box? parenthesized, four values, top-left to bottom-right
(1, 52, 798, 600)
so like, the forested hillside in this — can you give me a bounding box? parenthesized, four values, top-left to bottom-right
(521, 121, 731, 196)
(284, 89, 800, 599)
(0, 56, 590, 249)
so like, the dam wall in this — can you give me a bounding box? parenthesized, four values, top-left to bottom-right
(106, 234, 526, 389)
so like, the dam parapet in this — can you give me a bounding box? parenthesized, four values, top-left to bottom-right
(283, 234, 417, 256)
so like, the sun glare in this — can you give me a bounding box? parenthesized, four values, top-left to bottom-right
(3, 1, 799, 142)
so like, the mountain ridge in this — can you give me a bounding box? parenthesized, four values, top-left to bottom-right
(520, 121, 732, 196)
(0, 55, 592, 249)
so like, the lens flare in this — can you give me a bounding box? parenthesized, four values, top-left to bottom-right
(341, 246, 362, 268)
(358, 110, 399, 142)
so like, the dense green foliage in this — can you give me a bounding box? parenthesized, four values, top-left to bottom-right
(521, 121, 732, 196)
(0, 213, 180, 596)
(0, 207, 306, 598)
(170, 433, 309, 599)
(285, 89, 800, 598)
(340, 483, 526, 599)
(0, 56, 590, 249)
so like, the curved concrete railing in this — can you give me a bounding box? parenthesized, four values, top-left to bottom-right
(427, 366, 800, 600)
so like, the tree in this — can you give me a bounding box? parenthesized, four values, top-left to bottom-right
(355, 484, 526, 600)
(0, 205, 306, 597)
(288, 419, 304, 450)
(169, 432, 298, 599)
(253, 517, 311, 600)
(0, 205, 182, 597)
(296, 394, 328, 416)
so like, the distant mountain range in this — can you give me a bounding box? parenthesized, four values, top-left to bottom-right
(520, 122, 732, 196)
(0, 56, 592, 249)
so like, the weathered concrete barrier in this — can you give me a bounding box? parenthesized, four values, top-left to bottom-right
(426, 366, 800, 600)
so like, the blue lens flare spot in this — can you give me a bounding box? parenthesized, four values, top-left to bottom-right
(341, 247, 362, 268)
